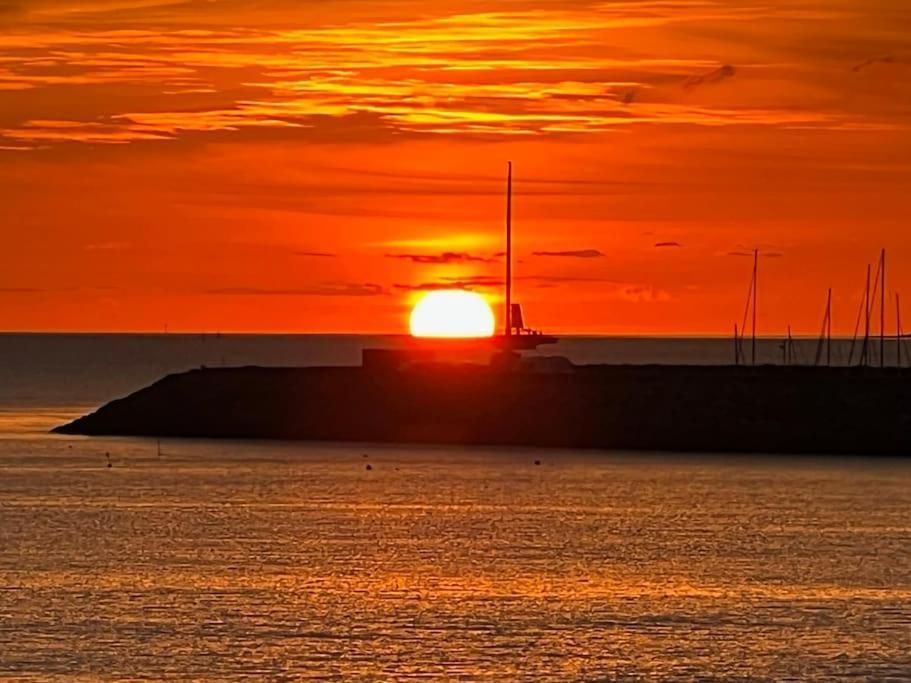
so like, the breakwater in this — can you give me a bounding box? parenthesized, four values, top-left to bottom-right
(54, 364, 911, 455)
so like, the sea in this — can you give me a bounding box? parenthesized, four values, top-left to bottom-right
(1, 334, 910, 681)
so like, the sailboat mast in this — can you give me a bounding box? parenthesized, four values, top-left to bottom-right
(505, 162, 513, 337)
(787, 324, 793, 366)
(782, 326, 788, 365)
(897, 293, 902, 368)
(880, 248, 886, 368)
(734, 323, 740, 365)
(862, 263, 871, 366)
(826, 288, 832, 367)
(752, 248, 758, 366)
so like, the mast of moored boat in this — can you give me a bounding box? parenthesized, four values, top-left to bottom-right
(897, 293, 903, 368)
(861, 263, 871, 366)
(787, 324, 793, 365)
(781, 325, 791, 367)
(880, 248, 886, 368)
(848, 270, 866, 366)
(505, 162, 513, 338)
(814, 288, 833, 367)
(752, 248, 758, 366)
(826, 288, 833, 367)
(737, 251, 756, 365)
(734, 323, 740, 365)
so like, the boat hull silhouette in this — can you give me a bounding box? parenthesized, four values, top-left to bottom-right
(54, 364, 911, 455)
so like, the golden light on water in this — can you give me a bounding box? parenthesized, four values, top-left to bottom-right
(409, 290, 496, 338)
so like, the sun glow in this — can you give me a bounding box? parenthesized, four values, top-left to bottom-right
(409, 290, 496, 338)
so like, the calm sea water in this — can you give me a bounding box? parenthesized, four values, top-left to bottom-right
(1, 334, 910, 680)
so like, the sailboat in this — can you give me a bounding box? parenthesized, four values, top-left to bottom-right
(495, 162, 557, 351)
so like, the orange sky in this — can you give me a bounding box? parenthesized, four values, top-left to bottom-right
(1, 0, 910, 334)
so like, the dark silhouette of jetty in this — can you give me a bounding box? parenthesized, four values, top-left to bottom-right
(53, 362, 911, 455)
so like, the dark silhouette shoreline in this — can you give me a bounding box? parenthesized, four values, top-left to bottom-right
(53, 364, 911, 455)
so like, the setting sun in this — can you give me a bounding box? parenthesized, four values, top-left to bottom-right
(409, 290, 496, 338)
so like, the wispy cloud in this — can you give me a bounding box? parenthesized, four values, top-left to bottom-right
(2, 0, 898, 148)
(208, 282, 385, 297)
(519, 275, 672, 302)
(616, 284, 672, 303)
(682, 64, 736, 91)
(533, 249, 604, 258)
(395, 274, 503, 291)
(386, 251, 494, 264)
(852, 54, 897, 72)
(294, 250, 337, 258)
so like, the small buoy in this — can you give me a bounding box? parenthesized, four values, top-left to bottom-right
(365, 464, 373, 471)
(534, 460, 541, 466)
(105, 452, 112, 468)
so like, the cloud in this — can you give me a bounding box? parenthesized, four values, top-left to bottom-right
(533, 249, 604, 258)
(683, 64, 736, 91)
(386, 251, 494, 264)
(520, 275, 672, 302)
(3, 1, 882, 149)
(521, 275, 611, 284)
(0, 285, 115, 293)
(616, 285, 671, 303)
(394, 282, 456, 292)
(395, 274, 504, 291)
(293, 250, 336, 257)
(208, 282, 385, 297)
(852, 54, 897, 72)
(397, 270, 671, 303)
(654, 241, 681, 248)
(442, 275, 503, 286)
